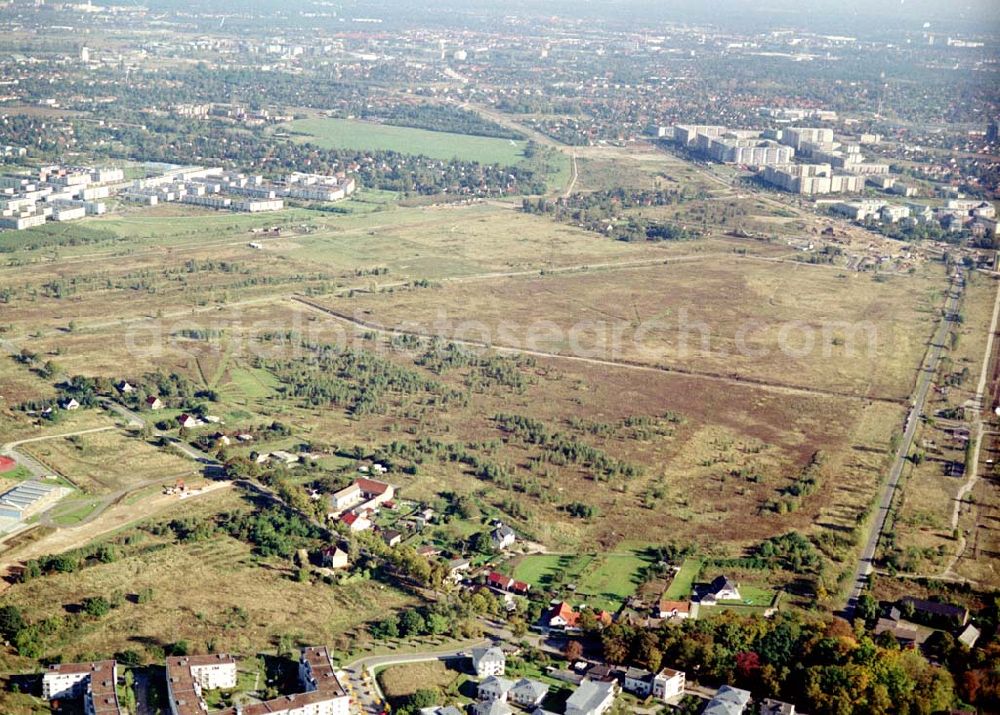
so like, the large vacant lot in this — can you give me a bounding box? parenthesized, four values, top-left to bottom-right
(314, 258, 942, 400)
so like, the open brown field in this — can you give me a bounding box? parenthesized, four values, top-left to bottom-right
(0, 488, 417, 667)
(21, 428, 195, 494)
(312, 257, 944, 399)
(378, 661, 461, 701)
(0, 131, 979, 666)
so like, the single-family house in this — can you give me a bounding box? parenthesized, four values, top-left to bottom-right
(329, 478, 395, 515)
(339, 512, 372, 533)
(565, 679, 617, 715)
(899, 597, 969, 627)
(447, 557, 471, 580)
(623, 667, 654, 697)
(118, 381, 134, 394)
(419, 708, 463, 715)
(419, 707, 464, 715)
(417, 545, 442, 558)
(490, 522, 517, 550)
(509, 678, 548, 708)
(382, 529, 403, 547)
(487, 571, 530, 595)
(652, 668, 685, 702)
(146, 396, 164, 410)
(759, 699, 796, 715)
(471, 647, 506, 677)
(657, 599, 690, 620)
(177, 413, 199, 429)
(478, 675, 514, 701)
(320, 546, 350, 569)
(547, 601, 580, 631)
(704, 685, 752, 715)
(702, 576, 741, 604)
(585, 664, 620, 683)
(473, 700, 514, 715)
(61, 398, 80, 411)
(875, 617, 920, 648)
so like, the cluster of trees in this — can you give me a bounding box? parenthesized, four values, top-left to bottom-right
(351, 103, 524, 140)
(224, 508, 323, 559)
(521, 190, 702, 242)
(20, 542, 120, 582)
(368, 591, 507, 643)
(416, 342, 537, 393)
(493, 412, 642, 481)
(567, 412, 683, 440)
(767, 450, 826, 514)
(266, 345, 465, 416)
(598, 610, 957, 715)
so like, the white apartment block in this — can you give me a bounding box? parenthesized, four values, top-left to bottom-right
(168, 649, 349, 715)
(780, 127, 835, 150)
(760, 164, 865, 195)
(652, 668, 686, 701)
(673, 124, 726, 146)
(42, 660, 122, 715)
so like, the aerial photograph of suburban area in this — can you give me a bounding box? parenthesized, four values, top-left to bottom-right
(0, 0, 996, 713)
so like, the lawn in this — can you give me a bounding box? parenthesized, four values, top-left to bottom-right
(512, 554, 592, 589)
(511, 550, 651, 611)
(662, 557, 703, 600)
(285, 118, 528, 165)
(47, 496, 103, 526)
(574, 550, 654, 610)
(0, 465, 33, 483)
(718, 584, 777, 607)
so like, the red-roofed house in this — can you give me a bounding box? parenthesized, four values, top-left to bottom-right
(487, 571, 530, 595)
(657, 600, 691, 620)
(339, 512, 372, 533)
(548, 602, 580, 630)
(329, 477, 396, 517)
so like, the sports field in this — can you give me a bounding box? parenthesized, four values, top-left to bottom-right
(285, 118, 529, 165)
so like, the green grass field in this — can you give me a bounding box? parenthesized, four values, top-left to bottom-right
(574, 551, 653, 610)
(285, 118, 528, 165)
(718, 584, 776, 607)
(512, 554, 592, 589)
(0, 465, 32, 482)
(663, 557, 703, 600)
(48, 497, 103, 526)
(512, 549, 651, 611)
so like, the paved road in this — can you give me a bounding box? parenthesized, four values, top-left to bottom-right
(341, 639, 489, 715)
(843, 270, 963, 618)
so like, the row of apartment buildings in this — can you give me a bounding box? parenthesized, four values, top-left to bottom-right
(43, 647, 350, 715)
(122, 168, 356, 213)
(673, 123, 890, 196)
(0, 164, 119, 229)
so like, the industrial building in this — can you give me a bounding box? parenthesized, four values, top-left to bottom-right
(0, 479, 67, 521)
